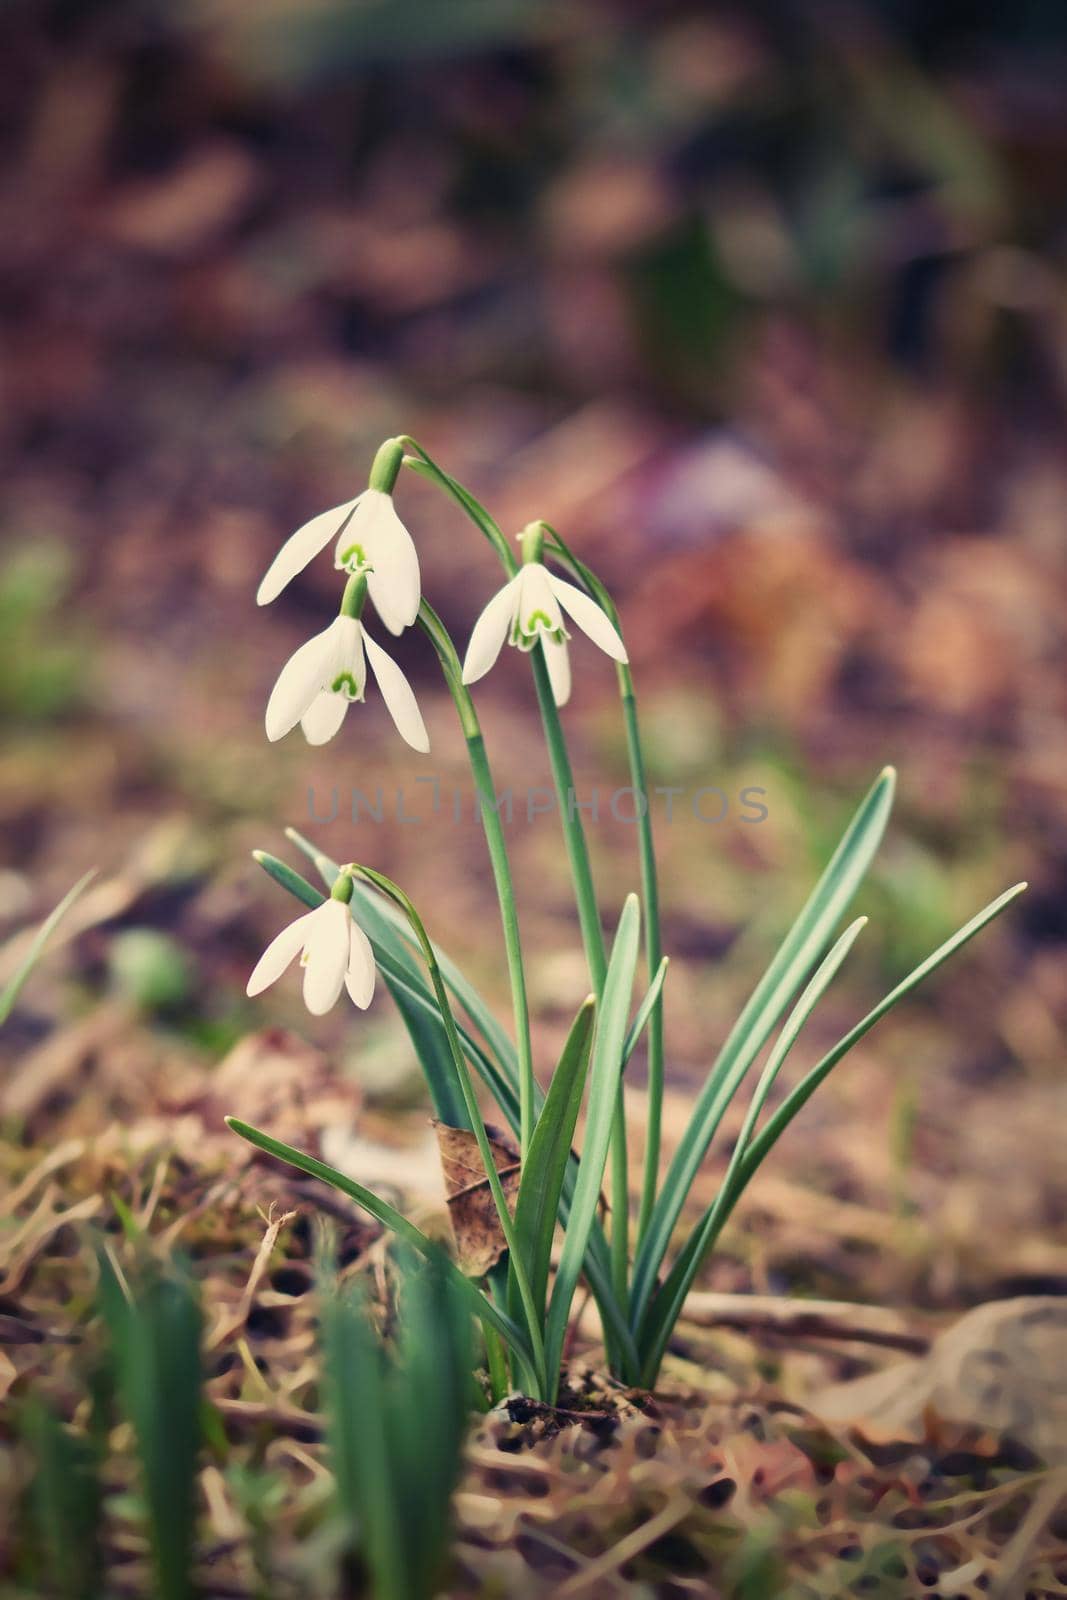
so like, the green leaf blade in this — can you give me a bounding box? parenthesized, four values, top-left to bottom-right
(544, 895, 641, 1393)
(511, 996, 596, 1324)
(630, 766, 897, 1324)
(224, 1117, 533, 1368)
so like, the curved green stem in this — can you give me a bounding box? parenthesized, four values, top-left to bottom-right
(401, 446, 632, 1346)
(417, 600, 536, 1158)
(400, 439, 516, 574)
(543, 533, 665, 1252)
(343, 863, 548, 1397)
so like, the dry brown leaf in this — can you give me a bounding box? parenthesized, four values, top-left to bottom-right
(810, 1297, 1067, 1464)
(433, 1120, 521, 1278)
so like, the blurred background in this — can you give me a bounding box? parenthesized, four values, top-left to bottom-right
(1, 0, 1065, 1307)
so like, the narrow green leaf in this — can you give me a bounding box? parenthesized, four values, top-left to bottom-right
(737, 882, 1028, 1190)
(21, 1397, 102, 1600)
(321, 1289, 407, 1599)
(631, 767, 896, 1323)
(639, 883, 1025, 1383)
(0, 868, 96, 1026)
(544, 896, 641, 1393)
(511, 997, 596, 1323)
(623, 957, 669, 1068)
(322, 1249, 473, 1600)
(96, 1252, 201, 1600)
(636, 917, 867, 1379)
(388, 1253, 473, 1595)
(250, 850, 320, 911)
(224, 1117, 532, 1367)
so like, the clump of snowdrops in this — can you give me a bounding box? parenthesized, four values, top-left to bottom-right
(230, 436, 1024, 1403)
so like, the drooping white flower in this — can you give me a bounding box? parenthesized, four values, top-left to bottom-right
(247, 893, 375, 1015)
(461, 561, 627, 707)
(265, 613, 429, 750)
(256, 489, 420, 635)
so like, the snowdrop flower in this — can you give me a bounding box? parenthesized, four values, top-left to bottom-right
(265, 577, 429, 750)
(461, 536, 627, 707)
(256, 439, 420, 635)
(247, 874, 375, 1015)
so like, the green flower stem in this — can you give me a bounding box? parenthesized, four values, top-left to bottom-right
(401, 446, 631, 1329)
(547, 537, 662, 1248)
(542, 532, 665, 1253)
(345, 864, 548, 1399)
(417, 600, 537, 1159)
(399, 439, 516, 573)
(526, 640, 630, 1301)
(339, 573, 368, 619)
(368, 436, 405, 494)
(618, 678, 663, 1240)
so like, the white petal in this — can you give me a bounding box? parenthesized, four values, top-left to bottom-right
(333, 615, 367, 695)
(257, 498, 360, 606)
(302, 900, 351, 1015)
(364, 632, 430, 752)
(542, 635, 572, 707)
(461, 575, 521, 683)
(264, 621, 340, 742)
(344, 917, 376, 1009)
(301, 691, 348, 745)
(517, 564, 564, 636)
(246, 910, 317, 996)
(359, 491, 421, 636)
(547, 574, 628, 662)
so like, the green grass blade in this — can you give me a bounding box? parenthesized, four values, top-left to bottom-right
(636, 917, 867, 1380)
(390, 1253, 474, 1596)
(20, 1397, 103, 1600)
(321, 1287, 407, 1600)
(96, 1251, 202, 1600)
(639, 883, 1024, 1383)
(0, 868, 96, 1026)
(322, 1248, 474, 1600)
(630, 767, 896, 1324)
(224, 1117, 533, 1367)
(544, 895, 640, 1393)
(510, 997, 596, 1323)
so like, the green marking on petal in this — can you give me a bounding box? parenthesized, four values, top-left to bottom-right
(525, 609, 553, 631)
(339, 542, 371, 572)
(331, 672, 361, 699)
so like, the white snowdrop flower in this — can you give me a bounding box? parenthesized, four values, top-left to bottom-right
(461, 558, 627, 708)
(247, 880, 375, 1015)
(256, 441, 420, 635)
(265, 608, 429, 751)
